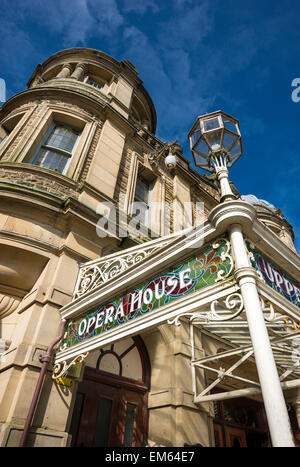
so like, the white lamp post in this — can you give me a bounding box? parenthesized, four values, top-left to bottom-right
(188, 111, 295, 447)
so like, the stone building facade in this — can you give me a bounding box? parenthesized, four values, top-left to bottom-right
(0, 48, 299, 447)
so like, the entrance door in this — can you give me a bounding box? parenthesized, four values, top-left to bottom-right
(69, 337, 150, 447)
(69, 371, 148, 447)
(225, 427, 247, 447)
(213, 398, 269, 447)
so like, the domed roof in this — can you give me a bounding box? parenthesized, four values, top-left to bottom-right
(241, 194, 276, 211)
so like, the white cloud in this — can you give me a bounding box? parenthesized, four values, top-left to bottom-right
(2, 0, 124, 47)
(157, 0, 215, 50)
(123, 26, 170, 90)
(122, 25, 213, 140)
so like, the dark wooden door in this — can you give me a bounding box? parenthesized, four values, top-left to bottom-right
(70, 372, 148, 447)
(225, 427, 247, 447)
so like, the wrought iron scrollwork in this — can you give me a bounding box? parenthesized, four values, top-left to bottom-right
(212, 238, 234, 282)
(168, 292, 244, 326)
(260, 297, 300, 330)
(74, 245, 163, 298)
(52, 352, 89, 380)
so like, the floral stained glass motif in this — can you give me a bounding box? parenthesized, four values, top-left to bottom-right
(62, 238, 233, 350)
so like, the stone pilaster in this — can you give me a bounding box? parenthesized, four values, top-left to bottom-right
(143, 322, 213, 447)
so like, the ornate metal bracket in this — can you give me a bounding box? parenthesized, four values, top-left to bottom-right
(52, 352, 89, 380)
(148, 139, 179, 167)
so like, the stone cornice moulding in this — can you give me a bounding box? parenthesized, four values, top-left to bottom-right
(251, 221, 300, 277)
(0, 182, 106, 226)
(0, 85, 141, 142)
(39, 78, 110, 105)
(0, 162, 79, 189)
(0, 87, 107, 124)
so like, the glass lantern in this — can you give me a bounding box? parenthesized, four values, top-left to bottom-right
(188, 111, 242, 172)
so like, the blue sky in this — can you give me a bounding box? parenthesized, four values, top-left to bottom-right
(0, 0, 299, 251)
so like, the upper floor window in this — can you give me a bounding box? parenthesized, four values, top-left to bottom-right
(133, 176, 152, 227)
(32, 123, 80, 174)
(87, 78, 103, 90)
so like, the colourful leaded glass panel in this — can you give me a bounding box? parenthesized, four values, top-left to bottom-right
(247, 242, 300, 309)
(62, 239, 233, 350)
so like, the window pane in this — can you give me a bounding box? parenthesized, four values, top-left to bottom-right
(205, 129, 222, 149)
(88, 79, 103, 90)
(230, 140, 241, 157)
(135, 178, 149, 204)
(123, 403, 136, 447)
(203, 117, 220, 131)
(46, 125, 78, 153)
(133, 177, 152, 227)
(191, 130, 201, 148)
(36, 149, 69, 173)
(223, 118, 238, 134)
(0, 134, 8, 146)
(222, 131, 237, 150)
(94, 398, 112, 447)
(132, 201, 148, 227)
(194, 137, 209, 156)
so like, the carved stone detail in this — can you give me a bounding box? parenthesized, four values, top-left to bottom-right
(0, 293, 21, 318)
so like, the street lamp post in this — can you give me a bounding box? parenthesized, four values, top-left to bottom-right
(188, 111, 295, 447)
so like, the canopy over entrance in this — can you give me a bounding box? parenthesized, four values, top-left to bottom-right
(53, 210, 300, 407)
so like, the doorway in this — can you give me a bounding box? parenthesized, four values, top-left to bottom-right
(213, 397, 270, 447)
(68, 336, 150, 447)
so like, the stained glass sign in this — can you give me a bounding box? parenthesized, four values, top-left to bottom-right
(61, 239, 233, 351)
(247, 242, 300, 309)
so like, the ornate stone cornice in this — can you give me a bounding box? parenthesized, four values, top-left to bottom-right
(0, 293, 21, 318)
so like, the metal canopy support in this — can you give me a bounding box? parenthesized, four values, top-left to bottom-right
(190, 325, 300, 404)
(171, 263, 300, 446)
(194, 380, 300, 403)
